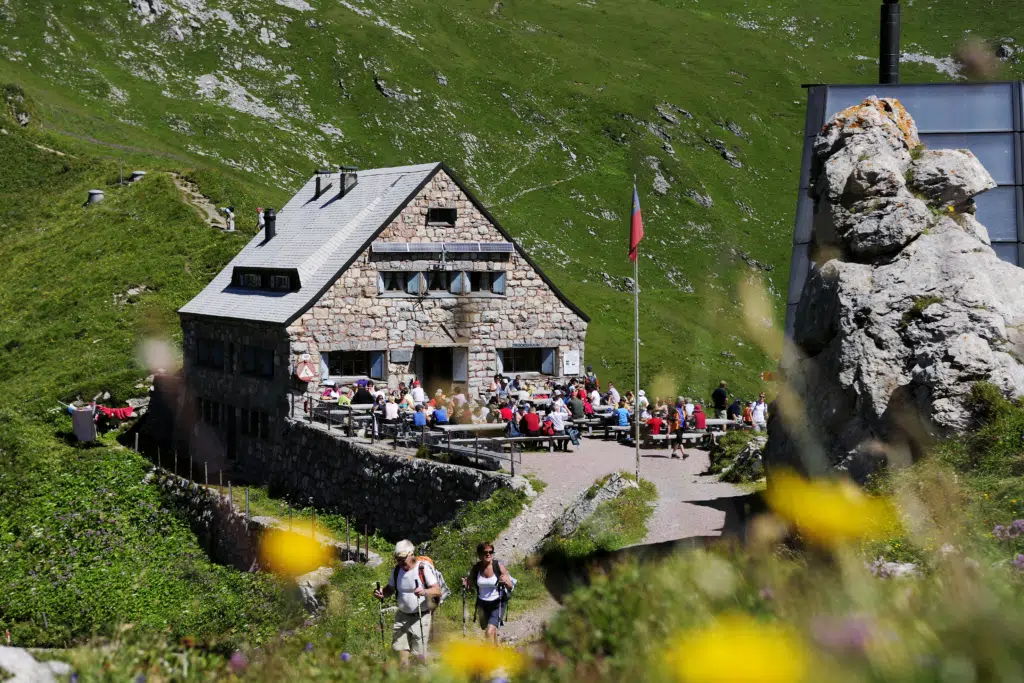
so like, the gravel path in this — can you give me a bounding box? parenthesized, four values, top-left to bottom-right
(495, 439, 744, 562)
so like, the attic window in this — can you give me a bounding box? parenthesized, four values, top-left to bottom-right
(233, 268, 301, 292)
(427, 207, 457, 226)
(240, 273, 262, 288)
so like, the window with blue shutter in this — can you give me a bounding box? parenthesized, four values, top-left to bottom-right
(449, 271, 465, 295)
(492, 272, 506, 295)
(541, 348, 555, 375)
(377, 272, 385, 295)
(370, 351, 385, 380)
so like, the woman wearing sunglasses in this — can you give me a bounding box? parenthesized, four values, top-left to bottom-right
(461, 541, 515, 644)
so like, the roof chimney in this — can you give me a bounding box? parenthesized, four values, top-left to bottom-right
(264, 208, 276, 240)
(314, 168, 333, 199)
(879, 0, 901, 84)
(338, 166, 359, 198)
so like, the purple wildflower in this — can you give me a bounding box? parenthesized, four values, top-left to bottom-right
(135, 675, 146, 683)
(811, 616, 874, 654)
(70, 675, 79, 683)
(229, 651, 248, 673)
(339, 652, 351, 662)
(758, 587, 774, 601)
(1013, 554, 1024, 571)
(994, 524, 1008, 540)
(305, 642, 314, 652)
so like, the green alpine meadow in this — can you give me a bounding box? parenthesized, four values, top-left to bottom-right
(1, 0, 1024, 681)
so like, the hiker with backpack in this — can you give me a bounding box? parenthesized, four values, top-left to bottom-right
(373, 540, 446, 666)
(462, 541, 515, 645)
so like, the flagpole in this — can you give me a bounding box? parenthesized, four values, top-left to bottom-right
(633, 176, 641, 483)
(634, 241, 641, 482)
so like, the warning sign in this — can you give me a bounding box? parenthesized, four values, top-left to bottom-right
(296, 361, 317, 382)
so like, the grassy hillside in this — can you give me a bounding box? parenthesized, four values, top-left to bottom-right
(2, 0, 1020, 398)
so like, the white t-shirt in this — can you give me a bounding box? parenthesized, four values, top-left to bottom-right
(411, 387, 426, 403)
(752, 401, 768, 423)
(590, 390, 601, 407)
(549, 412, 565, 431)
(388, 561, 438, 614)
(608, 388, 620, 405)
(476, 571, 500, 602)
(385, 402, 399, 420)
(684, 402, 695, 417)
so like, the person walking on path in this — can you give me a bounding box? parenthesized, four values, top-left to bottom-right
(711, 381, 729, 420)
(462, 542, 514, 646)
(373, 540, 441, 667)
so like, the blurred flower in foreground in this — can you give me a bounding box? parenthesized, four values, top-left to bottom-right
(665, 614, 808, 683)
(259, 522, 332, 577)
(811, 615, 875, 655)
(766, 470, 898, 547)
(440, 640, 525, 680)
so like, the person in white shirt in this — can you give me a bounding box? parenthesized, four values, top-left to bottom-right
(546, 412, 568, 451)
(410, 381, 426, 405)
(684, 397, 695, 418)
(374, 540, 440, 667)
(590, 388, 601, 408)
(637, 389, 650, 412)
(752, 392, 769, 431)
(384, 397, 400, 422)
(607, 383, 620, 406)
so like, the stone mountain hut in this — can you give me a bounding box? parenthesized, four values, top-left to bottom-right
(178, 163, 588, 451)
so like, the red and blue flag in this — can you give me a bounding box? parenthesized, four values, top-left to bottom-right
(628, 185, 644, 262)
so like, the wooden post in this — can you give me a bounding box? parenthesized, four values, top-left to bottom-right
(134, 432, 139, 452)
(189, 456, 192, 483)
(219, 470, 223, 488)
(364, 524, 368, 560)
(174, 450, 178, 476)
(245, 487, 250, 522)
(204, 461, 208, 486)
(346, 519, 350, 560)
(347, 407, 353, 436)
(228, 482, 232, 506)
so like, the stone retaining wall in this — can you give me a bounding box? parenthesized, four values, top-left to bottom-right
(237, 419, 514, 542)
(153, 470, 377, 571)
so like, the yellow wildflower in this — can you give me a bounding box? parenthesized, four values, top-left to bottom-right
(665, 614, 808, 683)
(259, 522, 332, 577)
(441, 640, 525, 680)
(765, 470, 898, 547)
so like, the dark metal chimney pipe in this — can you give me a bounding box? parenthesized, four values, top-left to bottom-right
(314, 168, 332, 199)
(264, 208, 276, 240)
(879, 0, 901, 84)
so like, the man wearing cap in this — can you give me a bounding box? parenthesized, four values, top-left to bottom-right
(410, 380, 426, 405)
(374, 540, 440, 667)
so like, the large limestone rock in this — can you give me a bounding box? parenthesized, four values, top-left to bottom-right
(769, 97, 1024, 480)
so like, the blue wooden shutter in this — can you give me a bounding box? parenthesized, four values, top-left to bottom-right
(449, 272, 464, 295)
(492, 271, 506, 294)
(370, 351, 385, 380)
(407, 272, 425, 295)
(541, 348, 555, 375)
(320, 353, 329, 379)
(453, 347, 468, 382)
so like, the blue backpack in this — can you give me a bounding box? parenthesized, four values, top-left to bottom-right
(506, 419, 521, 437)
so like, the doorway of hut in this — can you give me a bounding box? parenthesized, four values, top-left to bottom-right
(418, 346, 454, 397)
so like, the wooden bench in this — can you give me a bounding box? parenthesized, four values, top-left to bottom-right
(603, 424, 634, 441)
(571, 418, 603, 436)
(646, 431, 708, 450)
(494, 435, 573, 453)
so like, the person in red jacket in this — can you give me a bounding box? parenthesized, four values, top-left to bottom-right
(522, 405, 541, 436)
(498, 401, 514, 422)
(693, 404, 707, 430)
(646, 412, 664, 436)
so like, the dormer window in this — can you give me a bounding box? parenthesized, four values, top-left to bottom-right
(427, 207, 457, 226)
(233, 268, 300, 292)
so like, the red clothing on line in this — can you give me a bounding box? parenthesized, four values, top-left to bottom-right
(98, 406, 135, 420)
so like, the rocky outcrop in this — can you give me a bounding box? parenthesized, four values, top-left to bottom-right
(544, 472, 638, 539)
(769, 96, 1024, 480)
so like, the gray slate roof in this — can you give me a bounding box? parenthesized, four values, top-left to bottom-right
(178, 162, 440, 324)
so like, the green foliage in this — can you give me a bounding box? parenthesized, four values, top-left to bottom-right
(0, 417, 301, 648)
(0, 82, 34, 127)
(899, 294, 945, 328)
(708, 430, 764, 483)
(543, 473, 657, 561)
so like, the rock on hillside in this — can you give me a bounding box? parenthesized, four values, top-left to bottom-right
(767, 97, 1024, 480)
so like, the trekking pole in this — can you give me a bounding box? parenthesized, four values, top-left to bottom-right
(376, 581, 386, 652)
(415, 579, 426, 661)
(462, 583, 467, 636)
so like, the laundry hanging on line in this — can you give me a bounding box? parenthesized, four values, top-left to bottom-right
(96, 406, 135, 420)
